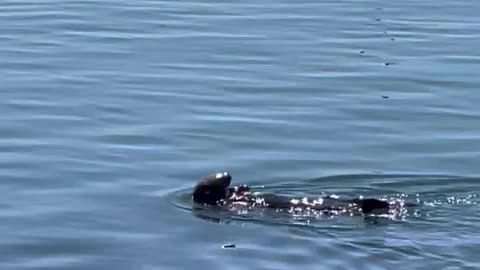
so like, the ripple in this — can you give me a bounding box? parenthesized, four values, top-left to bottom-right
(1, 0, 480, 269)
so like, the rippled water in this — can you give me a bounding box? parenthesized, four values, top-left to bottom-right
(1, 0, 480, 269)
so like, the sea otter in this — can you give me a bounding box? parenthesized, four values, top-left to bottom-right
(192, 172, 391, 215)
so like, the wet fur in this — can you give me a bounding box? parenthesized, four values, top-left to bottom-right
(193, 172, 390, 214)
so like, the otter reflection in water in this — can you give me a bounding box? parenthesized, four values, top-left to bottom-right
(192, 172, 392, 215)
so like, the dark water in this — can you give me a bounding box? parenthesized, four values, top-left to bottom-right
(1, 0, 480, 269)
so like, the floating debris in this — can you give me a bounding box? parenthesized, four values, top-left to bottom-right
(222, 243, 236, 249)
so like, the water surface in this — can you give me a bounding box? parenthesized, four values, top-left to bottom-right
(1, 0, 479, 269)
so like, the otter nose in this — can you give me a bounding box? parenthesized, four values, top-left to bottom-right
(215, 171, 232, 187)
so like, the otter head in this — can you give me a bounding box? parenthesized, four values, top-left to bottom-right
(192, 172, 232, 205)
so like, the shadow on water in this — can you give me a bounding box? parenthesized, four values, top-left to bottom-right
(169, 174, 479, 229)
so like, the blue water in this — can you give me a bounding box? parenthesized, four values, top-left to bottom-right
(1, 0, 480, 269)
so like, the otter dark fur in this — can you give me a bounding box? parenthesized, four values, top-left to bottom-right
(192, 172, 390, 214)
(192, 172, 231, 205)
